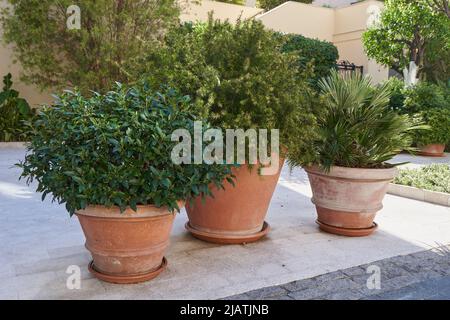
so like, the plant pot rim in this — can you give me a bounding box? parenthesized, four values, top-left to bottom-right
(305, 164, 398, 180)
(76, 201, 184, 218)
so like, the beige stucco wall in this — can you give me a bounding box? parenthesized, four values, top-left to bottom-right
(257, 0, 388, 83)
(257, 2, 335, 42)
(0, 0, 52, 107)
(181, 0, 263, 22)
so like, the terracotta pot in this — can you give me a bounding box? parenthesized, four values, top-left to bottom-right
(417, 144, 446, 157)
(305, 165, 397, 237)
(76, 203, 181, 284)
(186, 160, 284, 244)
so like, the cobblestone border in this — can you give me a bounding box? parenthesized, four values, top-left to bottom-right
(223, 245, 450, 300)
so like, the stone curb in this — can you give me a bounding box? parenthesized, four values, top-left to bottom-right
(388, 183, 450, 207)
(0, 142, 27, 149)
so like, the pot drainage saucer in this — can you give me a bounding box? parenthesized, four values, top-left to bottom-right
(185, 221, 270, 245)
(88, 257, 167, 284)
(316, 220, 378, 237)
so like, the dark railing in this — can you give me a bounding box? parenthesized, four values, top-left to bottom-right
(336, 60, 364, 76)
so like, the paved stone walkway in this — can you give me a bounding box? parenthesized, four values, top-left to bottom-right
(225, 245, 450, 300)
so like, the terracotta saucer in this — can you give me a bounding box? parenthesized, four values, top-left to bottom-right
(417, 151, 445, 157)
(88, 257, 167, 284)
(185, 221, 270, 244)
(316, 220, 378, 237)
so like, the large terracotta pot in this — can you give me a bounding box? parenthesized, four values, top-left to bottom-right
(305, 165, 397, 237)
(76, 204, 180, 284)
(417, 144, 446, 157)
(185, 160, 284, 244)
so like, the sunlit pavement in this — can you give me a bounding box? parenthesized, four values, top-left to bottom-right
(0, 147, 449, 300)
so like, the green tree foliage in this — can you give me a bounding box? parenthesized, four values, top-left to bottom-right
(297, 70, 420, 170)
(145, 18, 318, 164)
(0, 73, 35, 142)
(280, 33, 338, 86)
(18, 84, 235, 215)
(363, 0, 450, 82)
(258, 0, 312, 11)
(1, 0, 181, 94)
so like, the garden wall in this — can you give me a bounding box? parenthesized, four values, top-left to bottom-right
(257, 0, 389, 83)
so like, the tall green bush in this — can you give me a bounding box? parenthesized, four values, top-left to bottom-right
(145, 18, 318, 163)
(281, 33, 338, 86)
(403, 82, 450, 114)
(414, 108, 450, 146)
(0, 73, 35, 142)
(1, 0, 181, 94)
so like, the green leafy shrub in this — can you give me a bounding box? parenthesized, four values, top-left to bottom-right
(18, 84, 235, 215)
(0, 73, 35, 142)
(403, 82, 450, 114)
(384, 77, 406, 112)
(394, 164, 450, 194)
(280, 34, 338, 86)
(293, 70, 420, 170)
(414, 108, 450, 146)
(145, 18, 318, 163)
(1, 0, 181, 94)
(259, 0, 312, 11)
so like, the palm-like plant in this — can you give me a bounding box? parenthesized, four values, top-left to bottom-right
(308, 70, 421, 170)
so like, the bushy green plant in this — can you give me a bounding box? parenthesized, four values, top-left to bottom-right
(414, 107, 450, 145)
(0, 73, 35, 142)
(18, 84, 235, 215)
(1, 0, 181, 94)
(383, 77, 406, 112)
(403, 81, 450, 114)
(280, 34, 338, 86)
(394, 164, 450, 193)
(258, 0, 312, 11)
(145, 18, 318, 163)
(294, 70, 420, 170)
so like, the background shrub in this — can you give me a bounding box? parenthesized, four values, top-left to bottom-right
(414, 108, 450, 146)
(1, 0, 181, 94)
(18, 84, 235, 215)
(259, 0, 313, 11)
(145, 18, 318, 164)
(403, 82, 450, 114)
(0, 73, 34, 142)
(280, 33, 338, 86)
(394, 164, 450, 193)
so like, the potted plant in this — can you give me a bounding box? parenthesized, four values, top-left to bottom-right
(414, 108, 450, 157)
(147, 19, 317, 244)
(295, 71, 420, 237)
(18, 84, 233, 283)
(402, 82, 450, 156)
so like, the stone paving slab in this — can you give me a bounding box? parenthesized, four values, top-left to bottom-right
(1, 148, 450, 300)
(225, 246, 450, 300)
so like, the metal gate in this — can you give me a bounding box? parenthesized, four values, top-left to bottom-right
(336, 60, 364, 76)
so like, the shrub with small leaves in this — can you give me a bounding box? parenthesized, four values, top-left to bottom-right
(394, 164, 450, 194)
(145, 18, 318, 164)
(18, 84, 235, 215)
(0, 73, 35, 142)
(414, 107, 450, 146)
